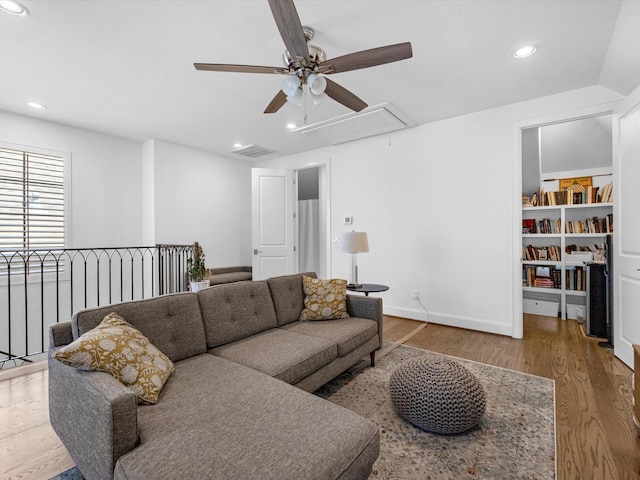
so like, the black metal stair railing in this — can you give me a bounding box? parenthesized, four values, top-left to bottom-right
(0, 244, 193, 368)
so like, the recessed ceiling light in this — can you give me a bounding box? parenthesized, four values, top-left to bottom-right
(0, 0, 30, 16)
(232, 143, 242, 148)
(286, 123, 297, 130)
(513, 45, 537, 59)
(25, 101, 46, 110)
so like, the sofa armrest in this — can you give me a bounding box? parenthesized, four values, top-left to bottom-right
(346, 294, 383, 349)
(48, 323, 138, 480)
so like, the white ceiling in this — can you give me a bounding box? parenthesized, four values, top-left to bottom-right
(0, 0, 637, 162)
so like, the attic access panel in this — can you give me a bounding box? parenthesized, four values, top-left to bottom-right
(292, 103, 412, 145)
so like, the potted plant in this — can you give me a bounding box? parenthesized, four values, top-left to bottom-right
(187, 242, 208, 292)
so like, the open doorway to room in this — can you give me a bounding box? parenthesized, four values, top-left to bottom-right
(519, 112, 613, 340)
(296, 167, 321, 276)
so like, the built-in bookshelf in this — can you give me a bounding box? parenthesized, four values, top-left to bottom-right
(522, 201, 613, 319)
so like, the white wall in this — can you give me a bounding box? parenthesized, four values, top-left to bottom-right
(257, 85, 624, 337)
(540, 116, 612, 175)
(149, 140, 252, 268)
(0, 110, 143, 247)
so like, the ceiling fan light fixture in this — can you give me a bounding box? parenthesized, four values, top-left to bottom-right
(307, 73, 327, 95)
(513, 45, 537, 58)
(282, 76, 301, 97)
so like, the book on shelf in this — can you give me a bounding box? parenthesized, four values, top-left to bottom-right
(565, 265, 586, 292)
(522, 218, 537, 234)
(599, 183, 613, 203)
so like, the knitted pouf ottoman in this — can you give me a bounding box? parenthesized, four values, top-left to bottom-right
(389, 355, 486, 434)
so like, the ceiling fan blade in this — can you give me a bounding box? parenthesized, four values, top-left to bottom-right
(318, 42, 413, 74)
(268, 0, 309, 66)
(324, 78, 367, 112)
(194, 63, 289, 74)
(264, 90, 288, 114)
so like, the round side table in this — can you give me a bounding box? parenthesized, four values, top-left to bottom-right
(346, 284, 389, 296)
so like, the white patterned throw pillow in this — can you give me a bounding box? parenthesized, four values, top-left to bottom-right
(300, 276, 350, 321)
(53, 312, 174, 404)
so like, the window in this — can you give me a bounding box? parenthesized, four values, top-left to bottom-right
(0, 145, 66, 275)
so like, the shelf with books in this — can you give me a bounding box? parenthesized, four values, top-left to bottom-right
(522, 244, 562, 262)
(523, 183, 612, 207)
(522, 199, 612, 319)
(523, 264, 561, 289)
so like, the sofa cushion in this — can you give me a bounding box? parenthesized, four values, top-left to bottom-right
(114, 354, 379, 480)
(53, 313, 174, 404)
(300, 277, 350, 321)
(71, 292, 207, 362)
(267, 272, 317, 326)
(209, 328, 337, 385)
(281, 317, 378, 358)
(198, 281, 278, 348)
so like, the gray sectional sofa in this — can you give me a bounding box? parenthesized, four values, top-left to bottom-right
(48, 273, 383, 480)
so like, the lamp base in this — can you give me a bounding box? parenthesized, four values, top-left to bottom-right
(347, 283, 362, 289)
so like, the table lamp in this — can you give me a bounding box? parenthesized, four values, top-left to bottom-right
(339, 231, 369, 287)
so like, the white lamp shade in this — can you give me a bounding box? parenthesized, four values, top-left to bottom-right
(339, 232, 369, 253)
(311, 92, 326, 105)
(282, 76, 301, 96)
(307, 73, 327, 95)
(286, 87, 303, 106)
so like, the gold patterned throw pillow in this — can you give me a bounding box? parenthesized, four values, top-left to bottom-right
(53, 312, 174, 404)
(300, 276, 350, 321)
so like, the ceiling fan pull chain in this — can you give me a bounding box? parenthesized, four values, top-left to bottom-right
(303, 82, 309, 125)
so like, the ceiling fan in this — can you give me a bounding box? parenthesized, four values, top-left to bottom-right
(194, 0, 413, 115)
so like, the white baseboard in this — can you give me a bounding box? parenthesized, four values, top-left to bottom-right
(383, 305, 514, 337)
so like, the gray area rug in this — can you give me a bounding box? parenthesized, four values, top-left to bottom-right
(317, 344, 556, 479)
(51, 344, 556, 480)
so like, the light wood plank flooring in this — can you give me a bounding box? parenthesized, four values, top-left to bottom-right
(1, 314, 638, 479)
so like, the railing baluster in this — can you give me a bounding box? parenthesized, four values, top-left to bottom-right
(40, 252, 45, 354)
(23, 253, 28, 361)
(0, 244, 192, 368)
(130, 251, 134, 301)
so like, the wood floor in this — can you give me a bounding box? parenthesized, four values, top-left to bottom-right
(1, 314, 638, 479)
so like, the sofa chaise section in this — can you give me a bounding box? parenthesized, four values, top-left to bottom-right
(113, 354, 379, 480)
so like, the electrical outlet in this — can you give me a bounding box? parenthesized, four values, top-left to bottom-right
(413, 290, 420, 300)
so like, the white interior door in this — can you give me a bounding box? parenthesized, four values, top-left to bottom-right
(613, 93, 640, 368)
(251, 168, 295, 280)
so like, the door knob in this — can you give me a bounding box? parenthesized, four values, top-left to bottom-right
(253, 249, 263, 255)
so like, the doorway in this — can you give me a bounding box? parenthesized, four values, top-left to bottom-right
(251, 162, 330, 281)
(514, 106, 615, 339)
(297, 167, 321, 276)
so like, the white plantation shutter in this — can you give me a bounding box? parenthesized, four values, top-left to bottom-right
(0, 146, 65, 275)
